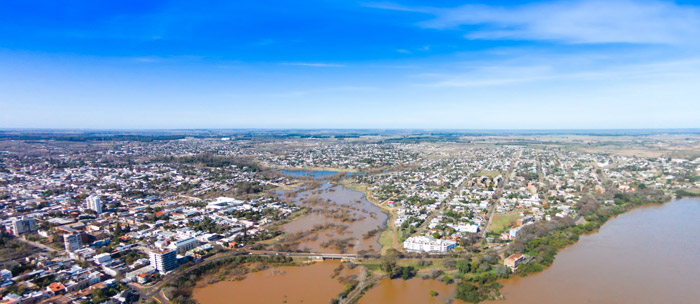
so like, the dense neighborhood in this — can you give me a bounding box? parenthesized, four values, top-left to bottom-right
(0, 131, 698, 304)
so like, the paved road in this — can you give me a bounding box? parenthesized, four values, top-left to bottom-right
(415, 176, 468, 236)
(535, 150, 549, 203)
(341, 275, 385, 304)
(480, 149, 521, 238)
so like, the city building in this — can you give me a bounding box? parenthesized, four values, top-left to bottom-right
(11, 218, 36, 236)
(504, 253, 526, 270)
(86, 195, 102, 214)
(149, 249, 177, 274)
(169, 237, 199, 254)
(63, 233, 82, 252)
(93, 253, 112, 265)
(0, 269, 12, 280)
(403, 236, 457, 253)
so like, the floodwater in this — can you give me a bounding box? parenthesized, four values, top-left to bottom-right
(282, 169, 343, 179)
(279, 184, 388, 253)
(282, 169, 364, 179)
(358, 278, 465, 304)
(193, 261, 358, 304)
(485, 198, 700, 304)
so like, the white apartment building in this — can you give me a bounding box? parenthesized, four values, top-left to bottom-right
(149, 249, 177, 274)
(403, 236, 457, 253)
(168, 237, 199, 254)
(64, 233, 82, 252)
(11, 217, 36, 236)
(87, 195, 102, 214)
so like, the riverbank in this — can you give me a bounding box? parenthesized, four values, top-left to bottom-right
(178, 180, 690, 304)
(453, 189, 673, 303)
(483, 197, 700, 304)
(340, 180, 400, 254)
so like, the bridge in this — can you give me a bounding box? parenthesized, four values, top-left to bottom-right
(245, 250, 358, 260)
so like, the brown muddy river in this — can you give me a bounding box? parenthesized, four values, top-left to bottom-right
(485, 197, 700, 304)
(193, 261, 357, 304)
(194, 198, 699, 304)
(358, 278, 465, 304)
(278, 184, 388, 253)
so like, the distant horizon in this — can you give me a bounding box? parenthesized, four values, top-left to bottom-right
(2, 127, 700, 134)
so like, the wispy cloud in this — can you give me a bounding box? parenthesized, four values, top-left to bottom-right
(368, 0, 700, 45)
(282, 62, 346, 68)
(415, 56, 700, 88)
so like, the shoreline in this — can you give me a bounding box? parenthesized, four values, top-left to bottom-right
(181, 172, 696, 304)
(483, 196, 700, 304)
(464, 192, 683, 303)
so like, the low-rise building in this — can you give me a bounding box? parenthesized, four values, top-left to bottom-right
(504, 253, 525, 270)
(93, 253, 112, 265)
(403, 236, 456, 253)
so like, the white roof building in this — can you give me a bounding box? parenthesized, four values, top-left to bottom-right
(403, 236, 456, 253)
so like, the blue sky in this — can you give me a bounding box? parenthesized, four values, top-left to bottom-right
(1, 0, 699, 129)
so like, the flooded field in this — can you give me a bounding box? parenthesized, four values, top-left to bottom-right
(277, 184, 388, 253)
(358, 277, 464, 304)
(193, 261, 358, 304)
(485, 198, 700, 304)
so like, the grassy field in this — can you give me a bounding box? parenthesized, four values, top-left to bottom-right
(487, 214, 518, 233)
(685, 188, 700, 194)
(378, 221, 396, 254)
(476, 170, 500, 178)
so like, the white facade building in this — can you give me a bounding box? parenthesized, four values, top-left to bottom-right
(64, 233, 82, 252)
(87, 195, 103, 214)
(149, 249, 177, 274)
(93, 253, 112, 264)
(168, 237, 199, 253)
(403, 236, 457, 253)
(11, 218, 36, 236)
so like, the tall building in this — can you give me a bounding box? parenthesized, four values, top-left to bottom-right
(11, 218, 36, 236)
(64, 233, 82, 252)
(86, 195, 102, 214)
(149, 249, 177, 274)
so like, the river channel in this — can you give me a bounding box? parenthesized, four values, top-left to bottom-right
(196, 195, 699, 303)
(485, 197, 700, 304)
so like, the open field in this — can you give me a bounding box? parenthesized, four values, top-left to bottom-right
(487, 214, 518, 234)
(476, 170, 500, 178)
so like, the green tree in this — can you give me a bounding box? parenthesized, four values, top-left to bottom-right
(380, 249, 399, 275)
(456, 259, 472, 274)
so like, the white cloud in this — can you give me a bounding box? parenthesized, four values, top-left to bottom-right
(369, 0, 700, 45)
